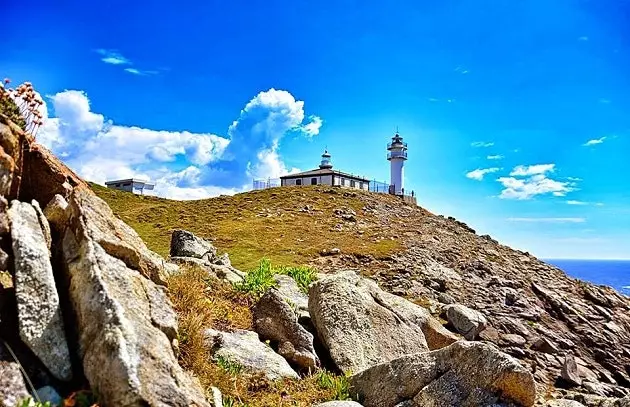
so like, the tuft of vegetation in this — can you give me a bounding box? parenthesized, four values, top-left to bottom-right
(234, 258, 317, 296)
(167, 265, 357, 406)
(91, 183, 402, 271)
(0, 79, 45, 136)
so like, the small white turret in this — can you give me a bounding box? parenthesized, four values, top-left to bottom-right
(319, 149, 333, 169)
(387, 130, 408, 195)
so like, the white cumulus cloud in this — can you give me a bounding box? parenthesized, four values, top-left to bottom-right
(509, 164, 555, 176)
(583, 137, 606, 146)
(465, 167, 500, 181)
(37, 88, 320, 200)
(498, 163, 577, 200)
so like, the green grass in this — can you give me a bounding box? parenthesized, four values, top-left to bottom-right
(234, 259, 317, 297)
(91, 183, 402, 271)
(216, 355, 244, 376)
(315, 370, 353, 401)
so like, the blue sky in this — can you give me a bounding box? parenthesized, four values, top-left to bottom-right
(2, 0, 629, 259)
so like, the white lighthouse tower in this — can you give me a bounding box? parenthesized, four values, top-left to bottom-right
(387, 130, 408, 195)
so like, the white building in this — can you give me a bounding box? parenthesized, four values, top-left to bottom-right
(105, 178, 155, 195)
(387, 131, 408, 195)
(280, 150, 370, 190)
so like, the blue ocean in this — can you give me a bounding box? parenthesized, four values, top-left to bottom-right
(545, 259, 630, 297)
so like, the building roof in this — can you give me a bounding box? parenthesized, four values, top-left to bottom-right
(105, 178, 155, 186)
(280, 168, 370, 182)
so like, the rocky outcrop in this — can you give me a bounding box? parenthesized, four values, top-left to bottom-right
(309, 271, 432, 374)
(254, 288, 318, 371)
(9, 200, 72, 381)
(204, 328, 299, 380)
(350, 341, 536, 407)
(61, 189, 208, 406)
(274, 274, 310, 321)
(170, 229, 217, 260)
(443, 303, 487, 340)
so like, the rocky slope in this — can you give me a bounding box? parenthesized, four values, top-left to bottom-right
(0, 110, 629, 407)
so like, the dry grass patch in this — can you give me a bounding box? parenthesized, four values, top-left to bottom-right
(167, 265, 353, 406)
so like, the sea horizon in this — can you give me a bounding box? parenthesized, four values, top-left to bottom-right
(544, 258, 630, 296)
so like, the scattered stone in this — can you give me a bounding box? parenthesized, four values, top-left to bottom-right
(350, 340, 536, 407)
(170, 229, 217, 260)
(547, 400, 586, 407)
(9, 200, 72, 381)
(314, 402, 364, 407)
(254, 288, 319, 371)
(562, 353, 583, 387)
(62, 192, 209, 406)
(273, 274, 309, 320)
(309, 271, 455, 374)
(478, 326, 500, 344)
(502, 333, 527, 347)
(443, 303, 487, 340)
(437, 292, 456, 304)
(215, 252, 231, 267)
(35, 386, 63, 406)
(532, 337, 559, 354)
(205, 328, 298, 380)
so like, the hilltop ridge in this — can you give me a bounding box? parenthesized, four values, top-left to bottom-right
(93, 183, 630, 403)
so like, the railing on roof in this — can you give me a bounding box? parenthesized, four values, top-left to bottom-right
(387, 141, 408, 150)
(387, 150, 408, 160)
(253, 178, 281, 191)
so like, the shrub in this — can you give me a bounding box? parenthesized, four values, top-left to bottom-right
(235, 259, 317, 296)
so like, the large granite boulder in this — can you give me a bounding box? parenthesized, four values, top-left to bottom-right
(8, 200, 72, 381)
(61, 188, 208, 406)
(254, 288, 318, 371)
(204, 328, 298, 380)
(273, 274, 310, 321)
(309, 271, 434, 374)
(443, 303, 488, 340)
(350, 341, 536, 407)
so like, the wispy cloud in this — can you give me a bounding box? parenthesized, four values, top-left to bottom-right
(124, 68, 159, 76)
(598, 98, 611, 104)
(510, 164, 555, 176)
(583, 137, 606, 146)
(578, 36, 589, 41)
(95, 49, 131, 65)
(487, 154, 503, 160)
(566, 200, 587, 205)
(507, 217, 586, 223)
(465, 167, 500, 181)
(454, 66, 469, 74)
(471, 141, 494, 148)
(498, 163, 578, 200)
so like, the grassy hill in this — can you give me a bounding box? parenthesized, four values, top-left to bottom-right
(91, 183, 409, 271)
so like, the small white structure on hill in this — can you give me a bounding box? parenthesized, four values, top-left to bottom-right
(280, 150, 370, 190)
(105, 178, 155, 195)
(387, 131, 408, 195)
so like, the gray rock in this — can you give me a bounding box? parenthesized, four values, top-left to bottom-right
(170, 229, 217, 260)
(0, 247, 9, 271)
(205, 328, 298, 380)
(444, 303, 488, 340)
(547, 400, 586, 407)
(254, 288, 318, 371)
(208, 264, 246, 284)
(9, 200, 72, 381)
(141, 278, 178, 341)
(274, 274, 310, 320)
(308, 271, 432, 374)
(215, 252, 232, 267)
(350, 341, 536, 407)
(35, 386, 63, 406)
(0, 352, 30, 407)
(561, 353, 582, 387)
(61, 190, 208, 406)
(437, 292, 456, 304)
(211, 387, 223, 407)
(314, 402, 363, 407)
(532, 337, 559, 354)
(501, 333, 527, 347)
(42, 194, 69, 229)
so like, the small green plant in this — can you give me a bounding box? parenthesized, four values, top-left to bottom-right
(16, 399, 53, 407)
(216, 355, 244, 376)
(234, 258, 277, 296)
(316, 370, 353, 401)
(280, 265, 317, 293)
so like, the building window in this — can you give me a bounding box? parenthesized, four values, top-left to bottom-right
(350, 180, 356, 188)
(359, 182, 363, 189)
(311, 178, 317, 185)
(296, 179, 302, 186)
